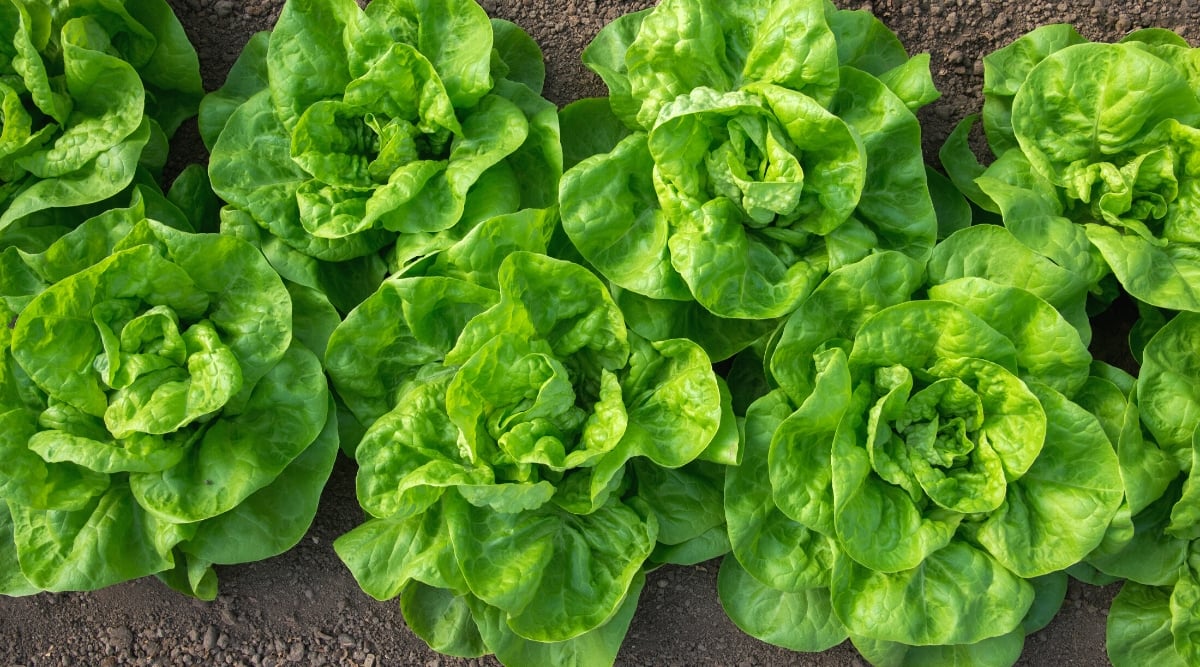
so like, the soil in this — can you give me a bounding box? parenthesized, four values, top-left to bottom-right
(2, 0, 1193, 665)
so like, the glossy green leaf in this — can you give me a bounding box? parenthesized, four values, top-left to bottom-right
(846, 301, 1020, 382)
(770, 251, 922, 402)
(831, 542, 1034, 646)
(558, 97, 631, 171)
(728, 390, 836, 592)
(0, 501, 37, 595)
(980, 23, 1086, 154)
(490, 18, 545, 93)
(330, 275, 496, 423)
(354, 373, 491, 520)
(974, 383, 1123, 578)
(1107, 582, 1187, 667)
(129, 341, 327, 523)
(199, 31, 270, 150)
(10, 481, 191, 592)
(828, 67, 937, 264)
(851, 629, 1025, 667)
(768, 349, 851, 538)
(1088, 479, 1190, 586)
(578, 8, 649, 128)
(469, 571, 645, 667)
(447, 492, 655, 643)
(400, 582, 488, 658)
(1139, 312, 1200, 460)
(447, 252, 628, 371)
(718, 556, 847, 652)
(613, 288, 777, 362)
(1170, 549, 1200, 665)
(1023, 571, 1069, 634)
(928, 225, 1092, 344)
(1011, 43, 1200, 188)
(559, 132, 689, 301)
(632, 460, 724, 548)
(335, 500, 464, 602)
(180, 398, 338, 564)
(927, 277, 1091, 396)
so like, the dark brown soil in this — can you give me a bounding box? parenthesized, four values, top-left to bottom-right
(5, 1, 1192, 665)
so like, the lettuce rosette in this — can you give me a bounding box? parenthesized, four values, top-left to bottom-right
(326, 220, 738, 665)
(0, 0, 203, 235)
(201, 0, 561, 313)
(0, 195, 338, 599)
(719, 228, 1125, 665)
(943, 25, 1200, 313)
(557, 0, 939, 359)
(1062, 312, 1200, 667)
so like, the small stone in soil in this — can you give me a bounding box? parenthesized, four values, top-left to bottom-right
(203, 626, 218, 650)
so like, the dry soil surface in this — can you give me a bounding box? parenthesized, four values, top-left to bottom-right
(4, 1, 1197, 666)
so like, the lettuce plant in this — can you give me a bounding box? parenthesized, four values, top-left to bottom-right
(201, 0, 561, 313)
(942, 25, 1200, 313)
(1064, 312, 1200, 666)
(326, 211, 737, 664)
(719, 230, 1124, 665)
(0, 0, 203, 235)
(558, 0, 939, 358)
(0, 193, 338, 599)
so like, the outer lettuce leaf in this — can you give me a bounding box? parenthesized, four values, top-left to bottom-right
(980, 24, 1088, 155)
(926, 278, 1091, 395)
(578, 9, 650, 129)
(0, 500, 37, 596)
(400, 581, 487, 658)
(1139, 312, 1200, 461)
(558, 97, 631, 171)
(1089, 478, 1189, 587)
(728, 389, 838, 593)
(637, 459, 730, 561)
(467, 572, 646, 667)
(928, 225, 1093, 344)
(335, 499, 465, 603)
(852, 629, 1025, 667)
(624, 0, 840, 128)
(9, 480, 191, 592)
(198, 31, 270, 151)
(325, 276, 498, 430)
(1010, 44, 1200, 189)
(446, 492, 655, 643)
(718, 555, 847, 653)
(558, 132, 689, 302)
(612, 288, 779, 363)
(971, 382, 1123, 578)
(177, 397, 338, 564)
(768, 250, 923, 402)
(831, 542, 1033, 646)
(1108, 581, 1189, 667)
